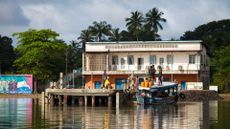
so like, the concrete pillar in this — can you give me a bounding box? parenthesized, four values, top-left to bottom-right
(58, 95, 62, 105)
(78, 97, 83, 106)
(92, 96, 95, 106)
(71, 96, 75, 105)
(116, 92, 119, 109)
(49, 94, 54, 106)
(98, 98, 102, 105)
(106, 53, 109, 71)
(45, 92, 48, 104)
(41, 92, 45, 105)
(108, 96, 112, 107)
(63, 95, 68, 105)
(60, 72, 63, 89)
(41, 92, 45, 117)
(84, 96, 88, 106)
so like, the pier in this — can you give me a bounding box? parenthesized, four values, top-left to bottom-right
(43, 89, 124, 107)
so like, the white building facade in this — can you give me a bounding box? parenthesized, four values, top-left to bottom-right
(82, 41, 210, 90)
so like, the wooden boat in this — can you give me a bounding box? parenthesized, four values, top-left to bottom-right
(136, 82, 179, 105)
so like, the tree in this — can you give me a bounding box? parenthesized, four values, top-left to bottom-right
(120, 30, 135, 41)
(78, 29, 93, 51)
(212, 45, 230, 92)
(66, 40, 82, 72)
(0, 35, 16, 73)
(13, 29, 67, 92)
(88, 21, 112, 41)
(180, 19, 230, 92)
(144, 8, 166, 33)
(180, 19, 230, 53)
(108, 28, 122, 42)
(125, 11, 144, 41)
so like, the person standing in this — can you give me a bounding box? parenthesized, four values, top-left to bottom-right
(148, 65, 156, 82)
(158, 66, 163, 86)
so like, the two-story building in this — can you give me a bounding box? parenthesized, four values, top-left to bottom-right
(82, 41, 210, 90)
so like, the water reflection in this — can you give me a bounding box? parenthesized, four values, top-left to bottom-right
(0, 98, 33, 128)
(0, 98, 230, 129)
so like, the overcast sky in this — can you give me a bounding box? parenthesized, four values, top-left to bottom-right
(1, 0, 230, 44)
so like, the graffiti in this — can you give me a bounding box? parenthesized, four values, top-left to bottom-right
(0, 75, 33, 94)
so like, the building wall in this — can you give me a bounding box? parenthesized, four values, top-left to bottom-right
(84, 74, 197, 89)
(83, 41, 210, 88)
(85, 75, 128, 89)
(85, 52, 201, 72)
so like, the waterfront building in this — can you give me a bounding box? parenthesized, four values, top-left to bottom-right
(82, 41, 210, 89)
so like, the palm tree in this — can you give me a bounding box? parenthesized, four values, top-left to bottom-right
(145, 8, 166, 33)
(108, 28, 122, 42)
(88, 21, 112, 41)
(125, 11, 144, 41)
(78, 29, 93, 51)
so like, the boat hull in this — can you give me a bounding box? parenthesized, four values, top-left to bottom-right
(136, 95, 176, 105)
(136, 82, 178, 105)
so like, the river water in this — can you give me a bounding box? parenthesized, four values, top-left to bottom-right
(0, 98, 229, 129)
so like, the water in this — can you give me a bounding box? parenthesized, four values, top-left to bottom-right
(0, 98, 230, 129)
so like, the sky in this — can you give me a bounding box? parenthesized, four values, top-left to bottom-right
(0, 0, 230, 45)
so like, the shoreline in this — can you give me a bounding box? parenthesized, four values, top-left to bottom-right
(219, 94, 230, 101)
(0, 93, 229, 101)
(0, 93, 41, 99)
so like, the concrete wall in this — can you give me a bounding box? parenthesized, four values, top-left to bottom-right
(84, 74, 197, 89)
(85, 75, 128, 89)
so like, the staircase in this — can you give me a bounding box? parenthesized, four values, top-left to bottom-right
(63, 68, 82, 88)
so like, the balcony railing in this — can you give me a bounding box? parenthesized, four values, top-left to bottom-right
(83, 64, 200, 75)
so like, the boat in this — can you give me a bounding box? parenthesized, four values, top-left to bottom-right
(136, 82, 179, 105)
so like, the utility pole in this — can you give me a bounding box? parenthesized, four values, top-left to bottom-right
(65, 49, 68, 76)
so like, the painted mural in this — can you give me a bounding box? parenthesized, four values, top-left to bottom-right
(0, 75, 33, 94)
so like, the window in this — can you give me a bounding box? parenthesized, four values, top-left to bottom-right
(159, 57, 164, 66)
(112, 55, 118, 65)
(127, 55, 134, 65)
(137, 58, 144, 70)
(149, 55, 156, 64)
(120, 58, 125, 65)
(189, 55, 196, 64)
(120, 58, 125, 69)
(167, 55, 174, 64)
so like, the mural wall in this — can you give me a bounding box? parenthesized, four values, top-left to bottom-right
(0, 75, 33, 94)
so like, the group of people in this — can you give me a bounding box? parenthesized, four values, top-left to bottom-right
(148, 65, 163, 86)
(101, 64, 163, 89)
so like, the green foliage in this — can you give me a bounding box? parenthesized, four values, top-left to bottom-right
(13, 29, 66, 82)
(78, 29, 94, 51)
(181, 19, 230, 53)
(88, 21, 112, 42)
(124, 8, 166, 41)
(78, 7, 166, 43)
(125, 11, 144, 41)
(181, 19, 230, 92)
(66, 40, 82, 73)
(0, 35, 16, 73)
(108, 28, 122, 42)
(212, 45, 230, 92)
(145, 8, 166, 33)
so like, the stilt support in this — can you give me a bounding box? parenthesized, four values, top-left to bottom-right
(84, 96, 88, 106)
(108, 96, 112, 107)
(92, 96, 95, 106)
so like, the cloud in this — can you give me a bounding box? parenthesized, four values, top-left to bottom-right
(156, 0, 230, 39)
(0, 1, 30, 26)
(1, 0, 230, 43)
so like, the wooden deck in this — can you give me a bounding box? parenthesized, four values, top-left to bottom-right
(45, 89, 117, 96)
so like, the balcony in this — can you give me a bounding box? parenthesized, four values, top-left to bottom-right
(82, 64, 199, 75)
